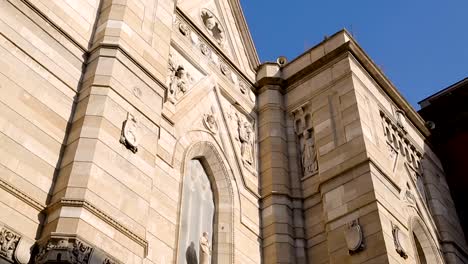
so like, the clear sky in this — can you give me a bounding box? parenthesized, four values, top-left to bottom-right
(239, 1, 468, 108)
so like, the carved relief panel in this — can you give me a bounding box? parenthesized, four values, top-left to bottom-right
(166, 48, 205, 104)
(227, 107, 256, 172)
(292, 103, 319, 177)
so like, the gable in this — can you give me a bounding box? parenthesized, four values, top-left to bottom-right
(177, 0, 259, 78)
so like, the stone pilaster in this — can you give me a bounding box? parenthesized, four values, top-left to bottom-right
(257, 63, 296, 263)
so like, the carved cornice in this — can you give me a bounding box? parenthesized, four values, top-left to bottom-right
(46, 199, 148, 256)
(175, 9, 255, 93)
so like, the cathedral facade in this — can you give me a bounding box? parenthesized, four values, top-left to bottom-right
(0, 0, 466, 263)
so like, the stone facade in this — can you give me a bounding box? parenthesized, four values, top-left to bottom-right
(0, 0, 466, 263)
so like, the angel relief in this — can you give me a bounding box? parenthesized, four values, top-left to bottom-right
(201, 9, 225, 45)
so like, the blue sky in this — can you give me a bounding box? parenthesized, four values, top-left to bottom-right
(239, 1, 468, 108)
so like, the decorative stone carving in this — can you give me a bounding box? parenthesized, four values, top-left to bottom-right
(36, 238, 93, 264)
(203, 107, 218, 134)
(199, 232, 211, 264)
(392, 225, 408, 259)
(344, 219, 365, 254)
(120, 113, 139, 153)
(200, 43, 211, 57)
(200, 9, 225, 45)
(380, 110, 422, 172)
(0, 227, 20, 262)
(103, 257, 117, 264)
(179, 22, 190, 36)
(167, 52, 195, 103)
(239, 82, 247, 94)
(132, 87, 142, 98)
(249, 90, 256, 103)
(300, 130, 318, 176)
(235, 114, 255, 167)
(220, 62, 230, 76)
(403, 188, 416, 207)
(14, 237, 34, 264)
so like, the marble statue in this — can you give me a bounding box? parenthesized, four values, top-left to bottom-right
(199, 232, 211, 264)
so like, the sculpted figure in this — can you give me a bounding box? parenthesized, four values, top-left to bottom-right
(199, 232, 211, 264)
(201, 9, 225, 44)
(301, 130, 318, 175)
(168, 65, 188, 102)
(238, 118, 254, 166)
(0, 229, 19, 260)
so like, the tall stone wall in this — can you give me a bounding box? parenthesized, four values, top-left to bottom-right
(256, 31, 468, 264)
(0, 0, 261, 263)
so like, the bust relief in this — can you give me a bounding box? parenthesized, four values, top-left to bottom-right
(200, 9, 225, 45)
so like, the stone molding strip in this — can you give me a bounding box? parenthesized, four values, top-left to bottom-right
(0, 178, 45, 211)
(47, 198, 148, 256)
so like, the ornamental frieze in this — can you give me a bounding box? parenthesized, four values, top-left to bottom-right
(173, 15, 254, 103)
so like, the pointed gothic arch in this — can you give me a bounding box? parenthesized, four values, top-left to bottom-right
(408, 216, 443, 264)
(173, 131, 241, 264)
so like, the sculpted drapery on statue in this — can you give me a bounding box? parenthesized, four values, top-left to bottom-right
(199, 232, 211, 264)
(237, 117, 255, 167)
(300, 130, 318, 176)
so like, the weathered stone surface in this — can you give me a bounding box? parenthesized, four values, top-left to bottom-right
(0, 1, 466, 264)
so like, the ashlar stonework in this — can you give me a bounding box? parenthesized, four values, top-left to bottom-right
(0, 0, 467, 263)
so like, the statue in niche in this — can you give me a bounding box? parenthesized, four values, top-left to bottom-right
(237, 116, 254, 167)
(199, 232, 211, 264)
(300, 130, 318, 176)
(201, 9, 225, 45)
(185, 242, 198, 264)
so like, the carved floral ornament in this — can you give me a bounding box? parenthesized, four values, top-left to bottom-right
(120, 112, 139, 153)
(344, 219, 365, 254)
